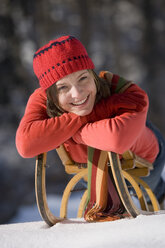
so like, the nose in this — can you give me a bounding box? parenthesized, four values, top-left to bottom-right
(70, 85, 83, 98)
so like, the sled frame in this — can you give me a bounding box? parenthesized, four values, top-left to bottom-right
(35, 146, 160, 226)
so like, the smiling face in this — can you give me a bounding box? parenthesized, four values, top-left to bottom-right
(55, 70, 97, 116)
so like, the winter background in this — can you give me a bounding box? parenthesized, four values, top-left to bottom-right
(0, 0, 165, 247)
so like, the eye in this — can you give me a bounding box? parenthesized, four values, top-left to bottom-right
(57, 85, 68, 92)
(79, 76, 87, 82)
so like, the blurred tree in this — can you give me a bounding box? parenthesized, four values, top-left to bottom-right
(141, 0, 165, 131)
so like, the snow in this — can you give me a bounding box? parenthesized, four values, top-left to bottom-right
(0, 194, 165, 248)
(0, 214, 165, 248)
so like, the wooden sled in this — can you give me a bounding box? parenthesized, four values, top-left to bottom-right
(35, 145, 160, 226)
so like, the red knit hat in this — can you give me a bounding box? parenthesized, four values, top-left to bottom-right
(33, 35, 95, 90)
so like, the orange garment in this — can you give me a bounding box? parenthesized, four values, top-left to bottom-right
(15, 88, 88, 158)
(16, 77, 159, 163)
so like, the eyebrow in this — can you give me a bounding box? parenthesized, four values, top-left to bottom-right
(56, 71, 88, 86)
(77, 71, 88, 80)
(56, 82, 66, 87)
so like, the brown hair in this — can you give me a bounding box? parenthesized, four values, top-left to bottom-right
(46, 69, 111, 117)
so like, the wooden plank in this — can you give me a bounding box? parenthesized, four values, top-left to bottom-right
(134, 154, 153, 170)
(121, 159, 135, 170)
(122, 150, 153, 170)
(56, 145, 74, 166)
(126, 168, 150, 177)
(122, 150, 134, 160)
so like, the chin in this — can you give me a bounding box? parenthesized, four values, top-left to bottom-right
(75, 109, 93, 116)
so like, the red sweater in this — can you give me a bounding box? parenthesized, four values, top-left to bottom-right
(16, 75, 159, 163)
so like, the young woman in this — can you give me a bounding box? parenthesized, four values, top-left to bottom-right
(16, 35, 165, 217)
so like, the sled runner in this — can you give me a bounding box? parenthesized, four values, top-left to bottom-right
(35, 145, 160, 226)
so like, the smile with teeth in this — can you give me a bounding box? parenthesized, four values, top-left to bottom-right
(72, 96, 88, 106)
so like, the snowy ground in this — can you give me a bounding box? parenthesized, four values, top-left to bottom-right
(0, 168, 165, 248)
(0, 193, 165, 248)
(1, 213, 165, 248)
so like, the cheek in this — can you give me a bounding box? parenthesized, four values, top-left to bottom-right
(58, 94, 68, 108)
(90, 82, 97, 97)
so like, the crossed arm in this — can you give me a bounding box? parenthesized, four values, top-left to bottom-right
(16, 81, 148, 158)
(72, 84, 148, 154)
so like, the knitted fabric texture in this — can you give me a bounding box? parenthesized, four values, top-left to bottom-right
(33, 35, 94, 90)
(84, 147, 125, 222)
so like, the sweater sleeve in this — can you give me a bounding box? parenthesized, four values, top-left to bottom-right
(72, 84, 149, 154)
(16, 88, 87, 158)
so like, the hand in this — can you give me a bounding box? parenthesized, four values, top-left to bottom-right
(106, 90, 147, 114)
(85, 98, 110, 123)
(85, 84, 147, 123)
